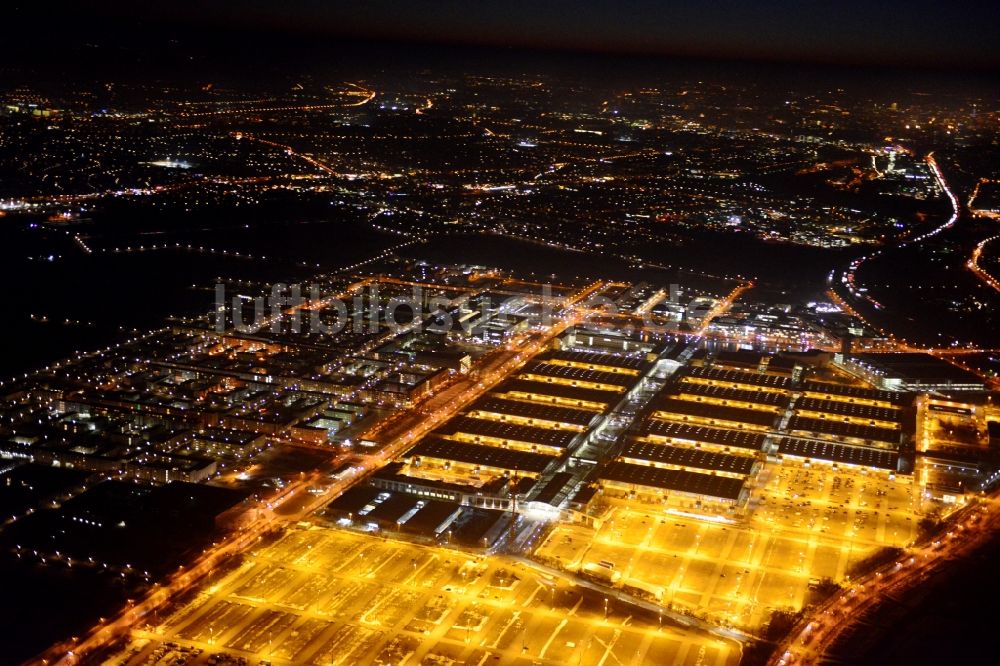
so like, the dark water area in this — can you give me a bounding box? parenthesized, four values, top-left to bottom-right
(851, 220, 1000, 348)
(0, 208, 400, 377)
(405, 230, 843, 300)
(403, 233, 636, 281)
(642, 230, 845, 297)
(0, 556, 146, 664)
(82, 195, 399, 269)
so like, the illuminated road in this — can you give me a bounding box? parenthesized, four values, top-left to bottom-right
(694, 281, 754, 337)
(179, 84, 375, 117)
(770, 499, 999, 666)
(2, 174, 272, 211)
(967, 177, 1000, 220)
(235, 133, 341, 177)
(967, 234, 1000, 294)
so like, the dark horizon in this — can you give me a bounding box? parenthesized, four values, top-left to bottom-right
(7, 1, 1000, 74)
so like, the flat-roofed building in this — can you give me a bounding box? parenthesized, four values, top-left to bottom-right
(847, 353, 986, 393)
(466, 396, 598, 430)
(324, 485, 385, 522)
(371, 462, 513, 504)
(364, 492, 422, 530)
(184, 428, 268, 460)
(788, 414, 901, 447)
(436, 415, 580, 455)
(399, 500, 463, 537)
(776, 436, 900, 471)
(712, 350, 766, 373)
(497, 378, 621, 410)
(670, 380, 790, 411)
(560, 328, 663, 356)
(801, 381, 909, 408)
(685, 365, 792, 392)
(655, 397, 778, 431)
(521, 361, 635, 391)
(636, 420, 768, 453)
(402, 437, 554, 478)
(619, 440, 758, 478)
(540, 349, 645, 374)
(599, 460, 748, 507)
(795, 397, 902, 426)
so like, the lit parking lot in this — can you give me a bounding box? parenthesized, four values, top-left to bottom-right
(535, 460, 919, 629)
(109, 525, 739, 665)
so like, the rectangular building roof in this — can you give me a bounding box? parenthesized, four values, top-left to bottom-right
(364, 492, 420, 525)
(600, 461, 745, 501)
(638, 420, 768, 451)
(673, 380, 790, 408)
(469, 396, 598, 427)
(687, 365, 792, 390)
(500, 378, 621, 406)
(372, 463, 509, 496)
(620, 440, 756, 475)
(788, 415, 900, 444)
(777, 436, 899, 470)
(438, 416, 578, 449)
(522, 361, 634, 388)
(542, 349, 646, 371)
(401, 500, 462, 534)
(852, 353, 985, 386)
(795, 397, 902, 423)
(404, 437, 554, 474)
(532, 471, 576, 506)
(325, 485, 384, 517)
(657, 398, 778, 428)
(801, 381, 908, 405)
(713, 350, 764, 370)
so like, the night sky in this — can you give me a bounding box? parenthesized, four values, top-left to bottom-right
(9, 1, 1000, 69)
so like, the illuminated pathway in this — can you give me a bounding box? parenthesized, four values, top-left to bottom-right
(967, 178, 1000, 220)
(179, 84, 375, 117)
(235, 132, 340, 177)
(967, 234, 1000, 294)
(694, 280, 754, 336)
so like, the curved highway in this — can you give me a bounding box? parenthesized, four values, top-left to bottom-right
(827, 152, 960, 335)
